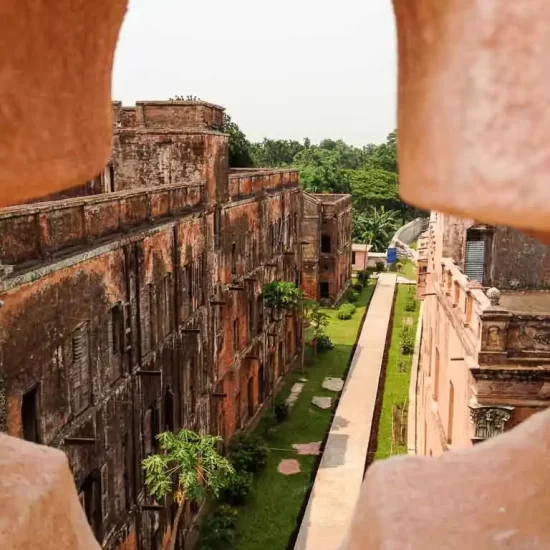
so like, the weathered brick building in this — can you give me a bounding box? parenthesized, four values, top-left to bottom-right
(416, 212, 550, 456)
(301, 193, 352, 304)
(0, 100, 350, 549)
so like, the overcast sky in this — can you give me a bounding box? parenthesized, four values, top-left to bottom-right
(112, 0, 397, 146)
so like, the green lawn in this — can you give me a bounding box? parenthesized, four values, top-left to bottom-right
(375, 284, 420, 460)
(399, 259, 417, 281)
(233, 283, 376, 550)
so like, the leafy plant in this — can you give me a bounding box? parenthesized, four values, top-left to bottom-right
(396, 261, 404, 273)
(357, 269, 371, 287)
(197, 505, 239, 550)
(337, 303, 356, 320)
(400, 327, 414, 355)
(228, 433, 269, 474)
(262, 281, 303, 311)
(346, 289, 359, 303)
(375, 261, 386, 273)
(405, 293, 417, 312)
(353, 282, 363, 293)
(274, 396, 289, 423)
(219, 471, 254, 506)
(142, 430, 234, 550)
(316, 334, 334, 351)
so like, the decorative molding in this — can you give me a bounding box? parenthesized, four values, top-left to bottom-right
(469, 405, 513, 441)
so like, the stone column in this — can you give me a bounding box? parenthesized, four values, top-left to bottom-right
(469, 405, 514, 442)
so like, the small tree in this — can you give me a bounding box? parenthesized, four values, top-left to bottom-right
(303, 299, 330, 359)
(142, 430, 235, 550)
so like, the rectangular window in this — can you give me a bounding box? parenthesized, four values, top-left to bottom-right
(320, 281, 330, 299)
(231, 242, 237, 274)
(148, 284, 156, 350)
(321, 234, 331, 254)
(233, 319, 239, 352)
(214, 208, 222, 248)
(447, 381, 455, 445)
(22, 386, 39, 443)
(434, 347, 441, 401)
(81, 472, 102, 540)
(352, 251, 356, 265)
(72, 323, 90, 413)
(111, 304, 123, 355)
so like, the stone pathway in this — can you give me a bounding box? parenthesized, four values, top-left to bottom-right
(295, 274, 397, 550)
(278, 459, 301, 475)
(292, 442, 322, 456)
(311, 396, 332, 410)
(322, 377, 344, 392)
(286, 383, 304, 408)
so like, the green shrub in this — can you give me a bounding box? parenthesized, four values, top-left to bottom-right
(219, 471, 253, 506)
(198, 505, 238, 550)
(228, 433, 268, 474)
(375, 261, 386, 273)
(352, 282, 363, 293)
(346, 289, 359, 303)
(337, 303, 356, 320)
(396, 261, 404, 272)
(357, 269, 371, 286)
(400, 327, 414, 355)
(274, 396, 289, 423)
(316, 333, 334, 351)
(405, 296, 417, 312)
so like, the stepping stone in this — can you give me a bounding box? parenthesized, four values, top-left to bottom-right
(299, 378, 308, 383)
(278, 459, 301, 475)
(312, 396, 332, 410)
(286, 383, 304, 408)
(322, 377, 344, 392)
(292, 442, 321, 456)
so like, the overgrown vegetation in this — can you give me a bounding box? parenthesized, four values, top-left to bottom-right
(262, 281, 303, 311)
(197, 505, 239, 550)
(375, 285, 420, 460)
(228, 433, 269, 475)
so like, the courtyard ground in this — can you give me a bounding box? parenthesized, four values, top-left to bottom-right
(233, 283, 375, 550)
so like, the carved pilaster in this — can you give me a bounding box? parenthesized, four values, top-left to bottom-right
(469, 405, 513, 442)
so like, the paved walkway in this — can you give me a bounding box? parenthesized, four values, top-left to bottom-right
(294, 273, 397, 550)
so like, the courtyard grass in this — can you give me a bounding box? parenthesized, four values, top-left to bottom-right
(375, 284, 420, 460)
(399, 259, 417, 281)
(233, 282, 375, 550)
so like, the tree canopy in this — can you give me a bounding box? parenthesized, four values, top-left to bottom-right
(170, 94, 420, 250)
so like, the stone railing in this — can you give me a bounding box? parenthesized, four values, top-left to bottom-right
(227, 169, 299, 201)
(436, 258, 491, 351)
(0, 182, 205, 266)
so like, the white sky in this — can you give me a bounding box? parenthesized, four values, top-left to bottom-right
(112, 0, 397, 146)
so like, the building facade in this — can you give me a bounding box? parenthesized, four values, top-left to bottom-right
(301, 193, 352, 304)
(416, 212, 550, 456)
(0, 101, 350, 549)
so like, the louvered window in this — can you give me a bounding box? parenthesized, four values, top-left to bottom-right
(71, 323, 90, 413)
(464, 231, 486, 284)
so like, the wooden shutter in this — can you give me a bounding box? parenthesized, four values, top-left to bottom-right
(141, 287, 151, 358)
(72, 324, 90, 413)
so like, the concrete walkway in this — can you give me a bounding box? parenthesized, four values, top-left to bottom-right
(294, 273, 397, 550)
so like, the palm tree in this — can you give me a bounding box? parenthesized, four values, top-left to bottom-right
(352, 206, 399, 252)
